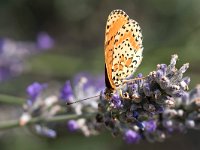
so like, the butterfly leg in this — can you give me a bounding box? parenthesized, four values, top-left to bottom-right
(119, 89, 130, 99)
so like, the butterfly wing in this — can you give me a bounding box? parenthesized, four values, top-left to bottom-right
(104, 9, 130, 89)
(111, 19, 143, 87)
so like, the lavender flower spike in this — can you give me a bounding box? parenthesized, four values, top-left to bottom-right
(20, 74, 104, 138)
(98, 54, 193, 143)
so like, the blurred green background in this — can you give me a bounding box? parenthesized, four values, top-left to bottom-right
(0, 0, 200, 150)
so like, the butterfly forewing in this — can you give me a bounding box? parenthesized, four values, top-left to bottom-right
(104, 10, 129, 89)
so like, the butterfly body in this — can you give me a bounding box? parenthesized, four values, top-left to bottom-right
(104, 10, 143, 90)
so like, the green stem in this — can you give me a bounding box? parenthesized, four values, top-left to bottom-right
(0, 94, 24, 105)
(0, 113, 95, 130)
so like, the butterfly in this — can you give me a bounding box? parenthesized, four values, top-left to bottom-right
(66, 9, 143, 105)
(104, 9, 143, 90)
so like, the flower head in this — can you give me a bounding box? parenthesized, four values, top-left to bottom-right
(98, 55, 193, 143)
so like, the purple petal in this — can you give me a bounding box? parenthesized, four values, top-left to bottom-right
(26, 82, 47, 102)
(35, 125, 56, 138)
(112, 93, 122, 108)
(137, 73, 143, 78)
(143, 120, 157, 133)
(156, 70, 164, 79)
(124, 130, 141, 144)
(60, 81, 74, 102)
(67, 120, 79, 132)
(143, 83, 151, 96)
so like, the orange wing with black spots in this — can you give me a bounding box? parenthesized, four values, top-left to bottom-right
(104, 10, 143, 90)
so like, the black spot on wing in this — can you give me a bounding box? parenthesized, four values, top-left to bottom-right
(132, 60, 137, 65)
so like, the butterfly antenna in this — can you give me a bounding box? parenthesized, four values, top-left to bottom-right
(66, 95, 100, 105)
(123, 76, 146, 83)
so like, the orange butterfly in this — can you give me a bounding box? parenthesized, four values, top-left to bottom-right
(67, 10, 143, 105)
(104, 9, 143, 90)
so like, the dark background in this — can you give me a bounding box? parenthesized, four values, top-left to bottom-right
(0, 0, 200, 149)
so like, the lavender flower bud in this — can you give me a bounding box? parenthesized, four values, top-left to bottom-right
(169, 54, 178, 69)
(180, 80, 189, 90)
(123, 130, 141, 144)
(179, 63, 189, 74)
(26, 82, 47, 103)
(143, 82, 151, 96)
(160, 64, 167, 75)
(185, 120, 195, 128)
(156, 69, 164, 79)
(133, 111, 139, 119)
(131, 83, 138, 91)
(67, 120, 79, 132)
(60, 81, 74, 102)
(35, 125, 57, 138)
(111, 93, 122, 108)
(153, 89, 161, 100)
(137, 73, 143, 78)
(159, 77, 170, 89)
(143, 120, 157, 133)
(183, 77, 190, 85)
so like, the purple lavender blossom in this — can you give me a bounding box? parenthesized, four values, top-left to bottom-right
(124, 130, 141, 144)
(156, 69, 164, 79)
(143, 82, 151, 96)
(60, 81, 74, 102)
(18, 55, 199, 142)
(98, 55, 195, 143)
(143, 120, 157, 133)
(131, 83, 138, 91)
(35, 125, 57, 138)
(133, 111, 139, 119)
(26, 82, 47, 104)
(159, 64, 167, 74)
(137, 73, 143, 78)
(0, 34, 54, 81)
(73, 73, 93, 91)
(73, 72, 104, 92)
(36, 32, 54, 50)
(71, 73, 103, 110)
(21, 73, 104, 138)
(111, 93, 122, 108)
(67, 120, 79, 132)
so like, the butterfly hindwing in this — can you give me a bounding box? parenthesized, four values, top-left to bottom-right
(105, 10, 143, 89)
(112, 19, 143, 87)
